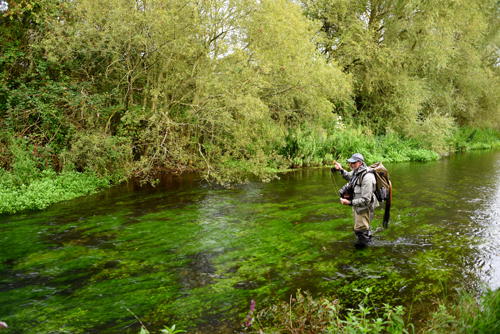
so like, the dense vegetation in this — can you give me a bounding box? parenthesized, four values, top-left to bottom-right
(1, 0, 500, 213)
(244, 287, 500, 334)
(136, 287, 500, 333)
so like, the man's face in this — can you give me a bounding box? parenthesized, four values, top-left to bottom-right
(349, 161, 362, 171)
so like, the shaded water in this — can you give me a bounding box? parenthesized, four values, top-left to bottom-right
(2, 150, 500, 333)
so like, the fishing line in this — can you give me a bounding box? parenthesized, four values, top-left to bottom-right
(330, 169, 341, 194)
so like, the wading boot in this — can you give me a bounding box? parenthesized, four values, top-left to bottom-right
(363, 230, 372, 243)
(354, 230, 371, 249)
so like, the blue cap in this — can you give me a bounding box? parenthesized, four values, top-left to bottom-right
(346, 153, 364, 163)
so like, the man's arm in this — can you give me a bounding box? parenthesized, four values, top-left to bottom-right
(333, 160, 353, 182)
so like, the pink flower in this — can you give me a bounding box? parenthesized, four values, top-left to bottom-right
(244, 300, 256, 327)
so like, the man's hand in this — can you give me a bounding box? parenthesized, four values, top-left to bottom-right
(333, 160, 342, 171)
(340, 198, 350, 205)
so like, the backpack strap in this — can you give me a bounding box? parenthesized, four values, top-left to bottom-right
(358, 169, 374, 185)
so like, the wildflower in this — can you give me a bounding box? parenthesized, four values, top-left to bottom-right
(244, 300, 256, 327)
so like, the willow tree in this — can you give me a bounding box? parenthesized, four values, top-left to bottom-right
(303, 0, 500, 152)
(44, 0, 351, 183)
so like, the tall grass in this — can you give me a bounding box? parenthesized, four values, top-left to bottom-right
(421, 288, 500, 334)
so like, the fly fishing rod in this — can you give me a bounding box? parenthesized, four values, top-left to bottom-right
(330, 168, 340, 192)
(330, 163, 341, 195)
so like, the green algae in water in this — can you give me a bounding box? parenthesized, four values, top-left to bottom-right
(2, 152, 500, 333)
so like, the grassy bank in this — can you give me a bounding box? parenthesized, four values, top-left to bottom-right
(421, 287, 500, 333)
(281, 124, 500, 169)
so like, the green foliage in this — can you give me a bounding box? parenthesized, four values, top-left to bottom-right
(405, 150, 440, 162)
(341, 288, 408, 334)
(0, 169, 110, 214)
(255, 289, 341, 333)
(138, 323, 185, 334)
(278, 121, 441, 169)
(1, 0, 79, 156)
(0, 135, 114, 215)
(304, 0, 500, 134)
(404, 113, 456, 155)
(1, 0, 500, 206)
(422, 288, 500, 334)
(254, 288, 409, 334)
(451, 126, 500, 152)
(61, 132, 133, 183)
(2, 137, 43, 186)
(253, 287, 500, 334)
(160, 324, 186, 334)
(0, 0, 500, 188)
(39, 0, 351, 184)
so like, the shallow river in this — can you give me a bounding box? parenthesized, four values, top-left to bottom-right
(2, 150, 500, 333)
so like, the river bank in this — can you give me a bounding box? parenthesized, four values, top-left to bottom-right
(1, 126, 499, 215)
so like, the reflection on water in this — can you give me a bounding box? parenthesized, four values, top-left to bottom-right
(475, 158, 500, 290)
(2, 150, 500, 333)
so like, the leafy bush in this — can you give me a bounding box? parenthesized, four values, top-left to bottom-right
(250, 286, 500, 334)
(4, 138, 43, 186)
(254, 289, 340, 333)
(62, 132, 133, 184)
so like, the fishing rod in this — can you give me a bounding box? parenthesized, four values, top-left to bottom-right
(330, 162, 341, 194)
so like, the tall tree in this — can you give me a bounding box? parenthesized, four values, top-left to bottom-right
(303, 0, 500, 152)
(43, 0, 351, 182)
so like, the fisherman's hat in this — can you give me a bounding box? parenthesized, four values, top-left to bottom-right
(346, 153, 364, 163)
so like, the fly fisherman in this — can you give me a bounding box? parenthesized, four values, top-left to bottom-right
(333, 153, 379, 248)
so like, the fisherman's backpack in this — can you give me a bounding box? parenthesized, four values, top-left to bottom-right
(360, 161, 392, 228)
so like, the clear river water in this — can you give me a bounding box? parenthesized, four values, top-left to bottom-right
(2, 149, 500, 333)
